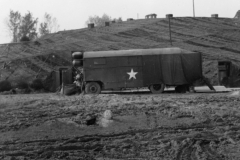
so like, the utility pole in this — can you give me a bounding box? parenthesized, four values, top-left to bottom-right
(193, 0, 195, 17)
(168, 17, 172, 46)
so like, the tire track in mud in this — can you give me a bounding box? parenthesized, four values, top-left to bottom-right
(176, 139, 195, 160)
(0, 129, 236, 159)
(1, 93, 240, 159)
(176, 138, 224, 160)
(0, 125, 227, 159)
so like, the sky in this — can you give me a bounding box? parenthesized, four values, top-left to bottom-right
(0, 0, 239, 44)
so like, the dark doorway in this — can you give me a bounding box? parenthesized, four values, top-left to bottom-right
(218, 61, 231, 85)
(59, 68, 72, 85)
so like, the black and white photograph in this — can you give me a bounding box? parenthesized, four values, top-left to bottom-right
(0, 0, 240, 159)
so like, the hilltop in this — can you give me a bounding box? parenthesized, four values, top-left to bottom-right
(1, 16, 240, 86)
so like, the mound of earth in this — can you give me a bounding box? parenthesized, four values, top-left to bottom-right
(1, 16, 240, 85)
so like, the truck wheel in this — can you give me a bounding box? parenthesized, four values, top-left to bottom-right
(85, 82, 101, 94)
(149, 84, 165, 94)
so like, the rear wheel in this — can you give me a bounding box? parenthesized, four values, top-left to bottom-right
(149, 84, 165, 94)
(85, 82, 101, 94)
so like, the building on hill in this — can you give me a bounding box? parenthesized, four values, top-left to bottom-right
(145, 14, 157, 19)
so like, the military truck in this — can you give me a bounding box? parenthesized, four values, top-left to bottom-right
(72, 47, 213, 94)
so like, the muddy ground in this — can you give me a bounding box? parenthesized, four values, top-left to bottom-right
(0, 91, 240, 160)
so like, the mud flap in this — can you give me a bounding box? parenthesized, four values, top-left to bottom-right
(202, 76, 216, 91)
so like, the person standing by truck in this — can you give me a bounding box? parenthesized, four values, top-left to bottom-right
(74, 68, 84, 93)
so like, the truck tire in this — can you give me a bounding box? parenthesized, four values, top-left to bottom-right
(85, 82, 101, 94)
(149, 84, 165, 94)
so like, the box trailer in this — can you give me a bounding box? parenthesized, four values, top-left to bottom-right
(72, 48, 210, 94)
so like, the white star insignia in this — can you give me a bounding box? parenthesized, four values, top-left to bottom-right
(127, 69, 138, 80)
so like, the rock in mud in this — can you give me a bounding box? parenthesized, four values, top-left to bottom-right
(98, 110, 114, 127)
(103, 110, 113, 120)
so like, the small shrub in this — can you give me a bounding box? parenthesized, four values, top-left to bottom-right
(20, 36, 30, 42)
(42, 72, 54, 92)
(0, 80, 12, 92)
(30, 79, 43, 90)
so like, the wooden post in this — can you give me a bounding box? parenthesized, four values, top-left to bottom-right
(168, 17, 173, 46)
(193, 0, 195, 17)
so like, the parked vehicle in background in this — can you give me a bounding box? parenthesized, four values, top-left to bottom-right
(218, 61, 240, 87)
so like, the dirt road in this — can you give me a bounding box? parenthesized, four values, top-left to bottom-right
(0, 92, 240, 159)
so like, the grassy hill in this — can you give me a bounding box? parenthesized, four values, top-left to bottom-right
(1, 16, 240, 87)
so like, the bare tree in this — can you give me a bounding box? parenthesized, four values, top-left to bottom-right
(18, 11, 38, 41)
(113, 17, 123, 23)
(5, 10, 21, 42)
(39, 13, 60, 37)
(234, 10, 240, 19)
(39, 22, 49, 36)
(5, 10, 38, 42)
